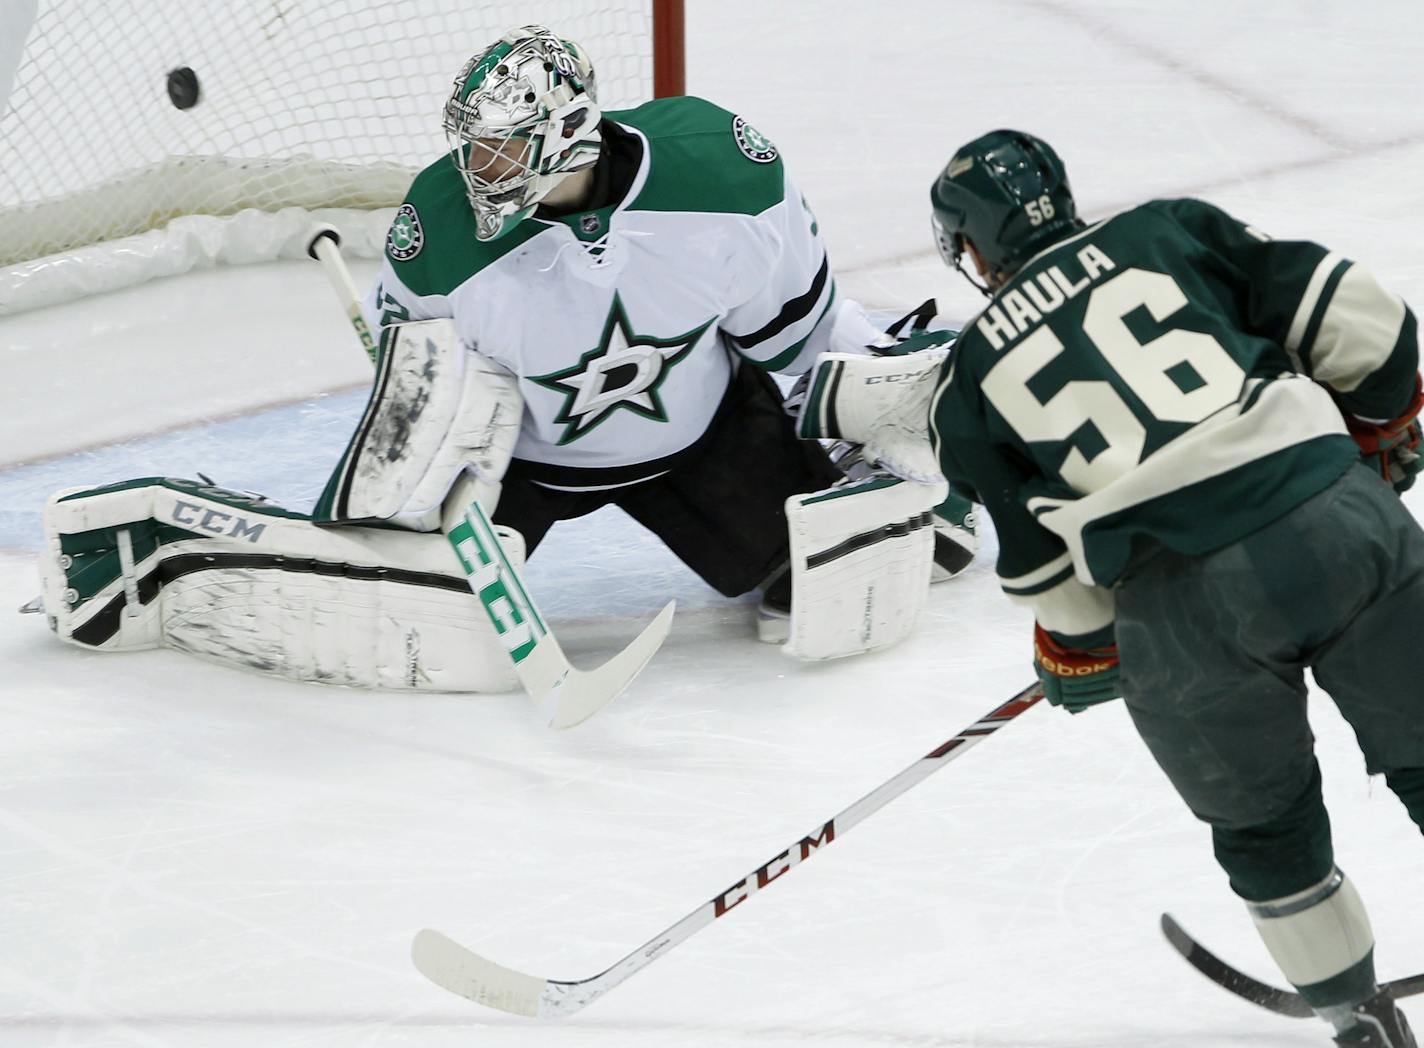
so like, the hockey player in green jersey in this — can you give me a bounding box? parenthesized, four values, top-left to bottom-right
(923, 130, 1422, 1045)
(350, 25, 976, 644)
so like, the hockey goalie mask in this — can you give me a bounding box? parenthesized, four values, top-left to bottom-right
(444, 26, 602, 242)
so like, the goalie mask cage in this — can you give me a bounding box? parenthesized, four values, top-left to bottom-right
(0, 0, 685, 314)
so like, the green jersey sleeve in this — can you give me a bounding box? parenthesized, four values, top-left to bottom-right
(1148, 198, 1419, 421)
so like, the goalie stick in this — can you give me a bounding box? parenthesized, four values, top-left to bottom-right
(411, 681, 1045, 1017)
(307, 225, 674, 729)
(1161, 913, 1424, 1019)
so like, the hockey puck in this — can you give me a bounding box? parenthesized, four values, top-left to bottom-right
(166, 67, 201, 109)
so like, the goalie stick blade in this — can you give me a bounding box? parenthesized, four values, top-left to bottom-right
(538, 599, 676, 730)
(443, 493, 675, 730)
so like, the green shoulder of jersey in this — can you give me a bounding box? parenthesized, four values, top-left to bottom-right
(381, 157, 545, 299)
(614, 95, 787, 217)
(383, 96, 791, 298)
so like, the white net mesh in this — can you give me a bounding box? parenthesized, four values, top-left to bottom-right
(0, 0, 660, 311)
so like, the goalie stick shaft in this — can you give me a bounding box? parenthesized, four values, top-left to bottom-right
(305, 225, 673, 729)
(1161, 913, 1424, 1019)
(308, 226, 379, 365)
(412, 680, 1045, 1018)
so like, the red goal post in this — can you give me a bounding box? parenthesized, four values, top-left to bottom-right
(0, 0, 685, 314)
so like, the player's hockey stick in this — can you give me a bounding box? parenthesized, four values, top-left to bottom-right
(411, 681, 1045, 1017)
(1161, 913, 1424, 1018)
(307, 226, 674, 729)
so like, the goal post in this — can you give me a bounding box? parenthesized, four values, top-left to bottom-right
(0, 0, 685, 315)
(652, 0, 685, 100)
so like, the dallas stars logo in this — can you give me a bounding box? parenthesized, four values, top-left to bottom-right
(387, 203, 424, 261)
(531, 294, 713, 445)
(732, 115, 778, 164)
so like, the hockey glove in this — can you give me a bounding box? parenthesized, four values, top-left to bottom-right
(1346, 375, 1423, 494)
(1032, 622, 1121, 713)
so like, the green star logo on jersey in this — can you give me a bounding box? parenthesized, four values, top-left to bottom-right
(732, 116, 778, 164)
(386, 203, 424, 261)
(531, 294, 713, 446)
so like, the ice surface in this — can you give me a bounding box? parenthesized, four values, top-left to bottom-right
(2, 2, 1422, 1045)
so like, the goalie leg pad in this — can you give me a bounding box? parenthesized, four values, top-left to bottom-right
(782, 475, 949, 660)
(315, 318, 522, 530)
(40, 477, 519, 692)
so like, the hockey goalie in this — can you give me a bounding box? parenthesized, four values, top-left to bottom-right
(32, 309, 963, 690)
(30, 25, 974, 691)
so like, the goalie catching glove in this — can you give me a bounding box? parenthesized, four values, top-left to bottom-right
(783, 298, 954, 418)
(1346, 374, 1423, 493)
(796, 344, 952, 482)
(1032, 622, 1121, 713)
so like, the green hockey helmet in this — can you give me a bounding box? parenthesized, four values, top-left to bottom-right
(444, 26, 602, 242)
(929, 129, 1081, 290)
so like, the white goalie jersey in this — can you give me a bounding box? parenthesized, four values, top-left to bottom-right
(362, 95, 840, 489)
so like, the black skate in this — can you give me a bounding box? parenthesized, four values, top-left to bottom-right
(1333, 991, 1418, 1047)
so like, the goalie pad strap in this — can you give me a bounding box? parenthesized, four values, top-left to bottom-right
(805, 511, 935, 569)
(69, 551, 471, 648)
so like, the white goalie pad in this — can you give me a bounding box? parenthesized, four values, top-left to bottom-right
(783, 474, 949, 661)
(796, 350, 950, 483)
(38, 477, 519, 693)
(318, 318, 522, 530)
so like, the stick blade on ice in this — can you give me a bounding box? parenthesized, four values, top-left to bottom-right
(1160, 913, 1314, 1018)
(411, 928, 550, 1018)
(542, 599, 676, 729)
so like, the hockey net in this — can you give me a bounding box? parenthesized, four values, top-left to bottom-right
(0, 0, 684, 314)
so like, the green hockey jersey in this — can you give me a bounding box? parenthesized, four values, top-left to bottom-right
(362, 96, 838, 490)
(931, 197, 1419, 640)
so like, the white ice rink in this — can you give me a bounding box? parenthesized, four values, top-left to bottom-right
(3, 2, 1423, 1045)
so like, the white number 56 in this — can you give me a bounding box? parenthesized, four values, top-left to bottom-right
(980, 268, 1246, 492)
(1024, 195, 1056, 226)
